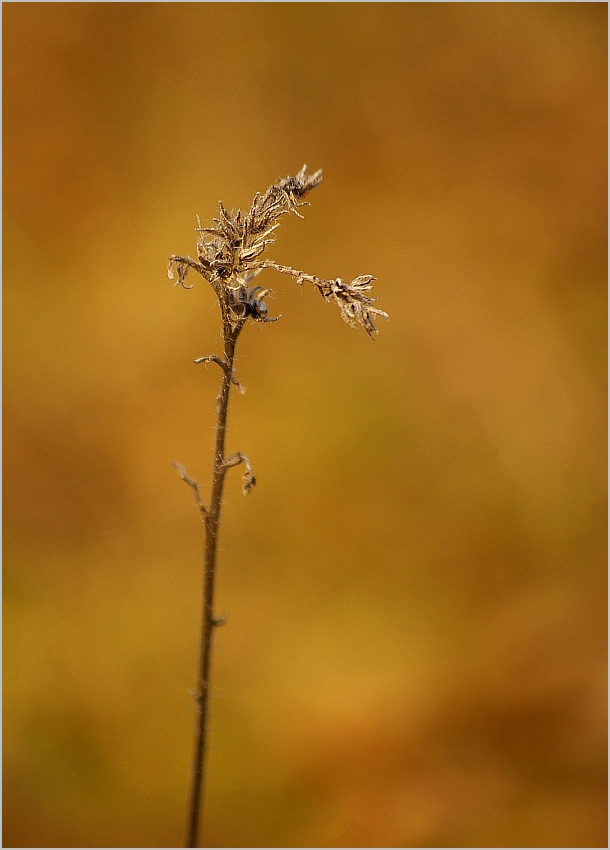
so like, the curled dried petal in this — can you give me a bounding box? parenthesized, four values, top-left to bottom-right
(241, 469, 256, 495)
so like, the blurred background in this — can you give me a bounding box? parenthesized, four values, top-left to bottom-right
(3, 3, 607, 848)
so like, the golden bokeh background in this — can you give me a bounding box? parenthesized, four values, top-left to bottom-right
(3, 3, 607, 848)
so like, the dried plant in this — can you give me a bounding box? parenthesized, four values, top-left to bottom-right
(169, 166, 387, 848)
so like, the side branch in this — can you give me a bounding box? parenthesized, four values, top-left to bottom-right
(194, 355, 245, 394)
(172, 461, 208, 519)
(258, 260, 320, 287)
(168, 254, 224, 300)
(194, 354, 227, 370)
(259, 260, 389, 338)
(167, 255, 210, 289)
(221, 452, 256, 495)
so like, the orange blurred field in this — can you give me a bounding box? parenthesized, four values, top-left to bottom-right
(3, 3, 607, 848)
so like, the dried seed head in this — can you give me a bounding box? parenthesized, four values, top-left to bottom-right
(168, 167, 387, 336)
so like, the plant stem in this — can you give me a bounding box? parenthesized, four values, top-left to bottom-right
(186, 328, 239, 849)
(171, 165, 384, 849)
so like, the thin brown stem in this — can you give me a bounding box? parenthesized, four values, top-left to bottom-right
(171, 166, 384, 848)
(186, 328, 239, 849)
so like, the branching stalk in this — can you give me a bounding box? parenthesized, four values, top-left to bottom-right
(169, 166, 387, 848)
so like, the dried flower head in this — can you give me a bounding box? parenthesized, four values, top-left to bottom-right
(168, 166, 388, 337)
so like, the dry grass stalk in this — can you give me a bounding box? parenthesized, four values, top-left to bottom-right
(169, 167, 387, 848)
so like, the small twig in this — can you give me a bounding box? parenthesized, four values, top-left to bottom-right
(194, 354, 227, 369)
(194, 355, 245, 394)
(260, 261, 388, 337)
(221, 452, 256, 495)
(172, 461, 208, 519)
(167, 255, 209, 290)
(258, 260, 320, 287)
